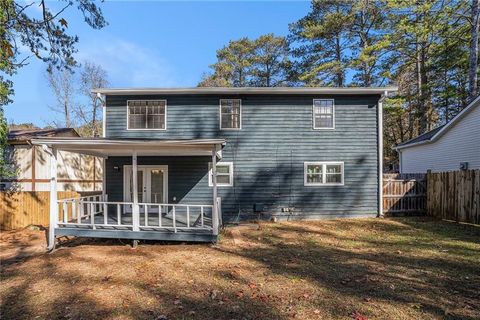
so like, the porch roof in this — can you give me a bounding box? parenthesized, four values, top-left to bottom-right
(30, 137, 225, 158)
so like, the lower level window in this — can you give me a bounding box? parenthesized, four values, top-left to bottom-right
(304, 162, 344, 186)
(209, 162, 233, 187)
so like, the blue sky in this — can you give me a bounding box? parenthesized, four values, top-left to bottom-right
(6, 1, 310, 127)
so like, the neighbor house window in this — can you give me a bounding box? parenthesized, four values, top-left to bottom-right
(304, 162, 344, 186)
(313, 99, 335, 129)
(220, 99, 241, 130)
(209, 162, 233, 187)
(127, 100, 167, 130)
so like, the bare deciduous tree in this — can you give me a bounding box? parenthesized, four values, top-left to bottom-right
(76, 62, 109, 137)
(47, 68, 76, 128)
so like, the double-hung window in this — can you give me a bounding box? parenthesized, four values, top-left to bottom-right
(220, 99, 241, 130)
(127, 100, 167, 130)
(313, 99, 335, 129)
(304, 162, 344, 186)
(209, 162, 233, 187)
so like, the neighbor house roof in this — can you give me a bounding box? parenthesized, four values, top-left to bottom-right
(8, 128, 79, 143)
(395, 95, 480, 150)
(92, 86, 398, 96)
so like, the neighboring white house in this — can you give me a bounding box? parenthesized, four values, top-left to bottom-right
(1, 128, 103, 191)
(395, 96, 480, 173)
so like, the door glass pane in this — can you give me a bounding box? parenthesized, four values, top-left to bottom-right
(150, 169, 164, 203)
(130, 170, 143, 202)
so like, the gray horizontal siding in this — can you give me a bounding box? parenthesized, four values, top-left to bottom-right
(105, 94, 380, 221)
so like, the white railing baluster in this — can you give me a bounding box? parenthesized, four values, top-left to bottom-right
(145, 204, 148, 227)
(201, 206, 204, 227)
(187, 206, 190, 228)
(78, 201, 82, 223)
(172, 206, 176, 233)
(91, 203, 96, 230)
(63, 201, 68, 223)
(158, 205, 162, 227)
(72, 200, 77, 221)
(117, 204, 121, 225)
(103, 203, 108, 225)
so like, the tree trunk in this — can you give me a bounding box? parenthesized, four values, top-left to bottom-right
(335, 35, 344, 87)
(469, 0, 480, 102)
(64, 101, 70, 128)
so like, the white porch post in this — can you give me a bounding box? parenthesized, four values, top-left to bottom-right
(48, 146, 58, 250)
(132, 151, 140, 231)
(102, 158, 107, 201)
(211, 146, 219, 236)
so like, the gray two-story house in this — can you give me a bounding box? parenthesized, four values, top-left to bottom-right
(32, 87, 396, 249)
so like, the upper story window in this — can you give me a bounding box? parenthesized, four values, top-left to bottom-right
(220, 99, 241, 130)
(313, 99, 335, 129)
(127, 100, 167, 130)
(304, 161, 344, 186)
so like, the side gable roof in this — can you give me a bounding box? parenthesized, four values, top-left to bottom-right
(395, 95, 480, 150)
(8, 128, 79, 143)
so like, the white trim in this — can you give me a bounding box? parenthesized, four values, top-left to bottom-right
(312, 99, 335, 130)
(378, 92, 386, 217)
(102, 105, 106, 137)
(47, 147, 58, 250)
(395, 95, 480, 150)
(126, 99, 167, 131)
(208, 162, 233, 187)
(219, 99, 242, 130)
(93, 86, 398, 95)
(304, 161, 344, 186)
(123, 165, 169, 204)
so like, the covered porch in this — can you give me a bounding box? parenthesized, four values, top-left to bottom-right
(30, 138, 225, 249)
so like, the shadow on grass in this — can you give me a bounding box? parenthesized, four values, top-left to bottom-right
(215, 217, 480, 320)
(1, 217, 479, 320)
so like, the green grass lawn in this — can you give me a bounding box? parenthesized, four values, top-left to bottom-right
(1, 217, 479, 320)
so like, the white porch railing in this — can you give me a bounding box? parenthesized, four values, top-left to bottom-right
(56, 195, 217, 234)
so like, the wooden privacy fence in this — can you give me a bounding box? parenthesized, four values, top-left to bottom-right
(0, 191, 102, 230)
(427, 170, 480, 225)
(383, 173, 427, 214)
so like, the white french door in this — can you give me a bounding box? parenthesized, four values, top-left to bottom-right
(123, 165, 168, 204)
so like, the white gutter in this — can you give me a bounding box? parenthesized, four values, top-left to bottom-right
(378, 90, 388, 218)
(92, 86, 399, 96)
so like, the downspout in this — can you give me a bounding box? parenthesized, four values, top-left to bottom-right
(377, 90, 388, 218)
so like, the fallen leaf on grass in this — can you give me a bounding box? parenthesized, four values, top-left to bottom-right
(248, 282, 257, 289)
(352, 311, 368, 320)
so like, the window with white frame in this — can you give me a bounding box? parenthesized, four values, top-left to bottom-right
(220, 99, 241, 130)
(313, 99, 335, 129)
(304, 162, 344, 186)
(209, 162, 233, 187)
(127, 100, 166, 130)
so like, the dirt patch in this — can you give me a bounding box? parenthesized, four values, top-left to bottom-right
(1, 217, 479, 320)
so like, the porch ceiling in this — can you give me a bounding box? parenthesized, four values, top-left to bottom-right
(30, 137, 225, 158)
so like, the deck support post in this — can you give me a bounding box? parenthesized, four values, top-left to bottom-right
(47, 146, 58, 250)
(132, 151, 140, 231)
(212, 146, 219, 236)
